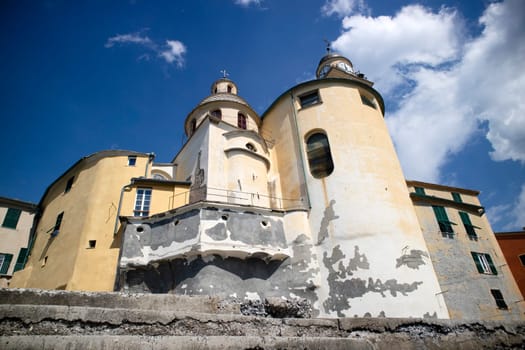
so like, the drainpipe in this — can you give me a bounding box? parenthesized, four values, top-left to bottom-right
(290, 92, 312, 209)
(114, 181, 134, 235)
(145, 152, 155, 177)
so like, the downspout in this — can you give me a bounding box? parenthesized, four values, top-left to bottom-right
(290, 92, 312, 209)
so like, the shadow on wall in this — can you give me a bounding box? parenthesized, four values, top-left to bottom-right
(124, 255, 285, 294)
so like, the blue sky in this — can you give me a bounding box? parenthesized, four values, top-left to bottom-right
(1, 0, 523, 232)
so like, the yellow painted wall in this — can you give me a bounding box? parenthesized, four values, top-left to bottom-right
(11, 152, 153, 291)
(260, 96, 306, 209)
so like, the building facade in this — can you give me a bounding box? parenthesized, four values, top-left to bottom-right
(9, 52, 524, 320)
(0, 197, 37, 287)
(408, 181, 524, 320)
(10, 151, 190, 291)
(117, 54, 449, 319)
(496, 230, 525, 299)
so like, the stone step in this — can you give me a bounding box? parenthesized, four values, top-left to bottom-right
(0, 288, 238, 314)
(1, 288, 524, 349)
(2, 336, 370, 350)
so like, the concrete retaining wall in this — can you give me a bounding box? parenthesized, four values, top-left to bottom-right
(1, 288, 524, 349)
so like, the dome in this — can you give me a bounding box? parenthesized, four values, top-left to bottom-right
(316, 53, 355, 79)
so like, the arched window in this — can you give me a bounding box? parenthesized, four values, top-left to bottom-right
(227, 85, 232, 93)
(211, 109, 222, 119)
(238, 113, 247, 129)
(306, 132, 334, 178)
(190, 119, 197, 133)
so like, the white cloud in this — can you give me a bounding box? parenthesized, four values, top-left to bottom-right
(321, 0, 365, 17)
(457, 0, 525, 163)
(104, 32, 153, 48)
(330, 0, 525, 184)
(159, 40, 186, 67)
(486, 184, 525, 231)
(105, 30, 187, 67)
(332, 5, 460, 94)
(510, 184, 525, 230)
(234, 0, 261, 7)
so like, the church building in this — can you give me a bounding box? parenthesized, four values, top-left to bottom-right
(11, 52, 524, 320)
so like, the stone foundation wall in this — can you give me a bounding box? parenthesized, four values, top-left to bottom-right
(1, 288, 524, 349)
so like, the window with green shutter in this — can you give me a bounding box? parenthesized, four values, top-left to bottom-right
(452, 192, 462, 203)
(414, 187, 425, 195)
(490, 289, 508, 310)
(0, 253, 13, 274)
(51, 212, 64, 237)
(432, 206, 453, 233)
(2, 208, 21, 229)
(459, 211, 477, 239)
(471, 252, 498, 275)
(13, 247, 29, 272)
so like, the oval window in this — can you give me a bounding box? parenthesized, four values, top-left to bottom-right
(306, 132, 334, 178)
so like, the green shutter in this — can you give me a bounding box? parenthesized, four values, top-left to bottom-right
(486, 254, 498, 275)
(471, 252, 484, 273)
(432, 206, 446, 221)
(0, 254, 13, 274)
(459, 212, 472, 225)
(14, 247, 29, 272)
(55, 212, 64, 231)
(432, 206, 453, 232)
(414, 187, 425, 195)
(460, 212, 477, 237)
(2, 208, 21, 229)
(452, 192, 462, 202)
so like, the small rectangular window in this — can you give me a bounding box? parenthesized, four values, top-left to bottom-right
(519, 254, 525, 266)
(134, 188, 152, 217)
(452, 192, 462, 202)
(64, 176, 75, 193)
(432, 206, 454, 234)
(2, 208, 21, 229)
(128, 156, 137, 166)
(13, 247, 29, 272)
(360, 93, 377, 109)
(51, 212, 64, 237)
(299, 91, 320, 108)
(88, 240, 97, 249)
(0, 253, 13, 275)
(490, 289, 508, 310)
(471, 252, 498, 275)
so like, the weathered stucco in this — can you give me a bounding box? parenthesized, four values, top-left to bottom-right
(2, 289, 525, 350)
(408, 181, 525, 321)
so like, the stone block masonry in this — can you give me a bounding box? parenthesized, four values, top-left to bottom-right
(1, 288, 524, 349)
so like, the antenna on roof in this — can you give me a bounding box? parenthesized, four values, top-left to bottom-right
(323, 39, 331, 54)
(220, 69, 229, 78)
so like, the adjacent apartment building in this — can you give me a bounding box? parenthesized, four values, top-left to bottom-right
(408, 181, 524, 320)
(496, 230, 525, 299)
(0, 196, 37, 287)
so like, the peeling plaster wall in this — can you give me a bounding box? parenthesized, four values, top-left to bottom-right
(265, 81, 448, 318)
(118, 205, 320, 311)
